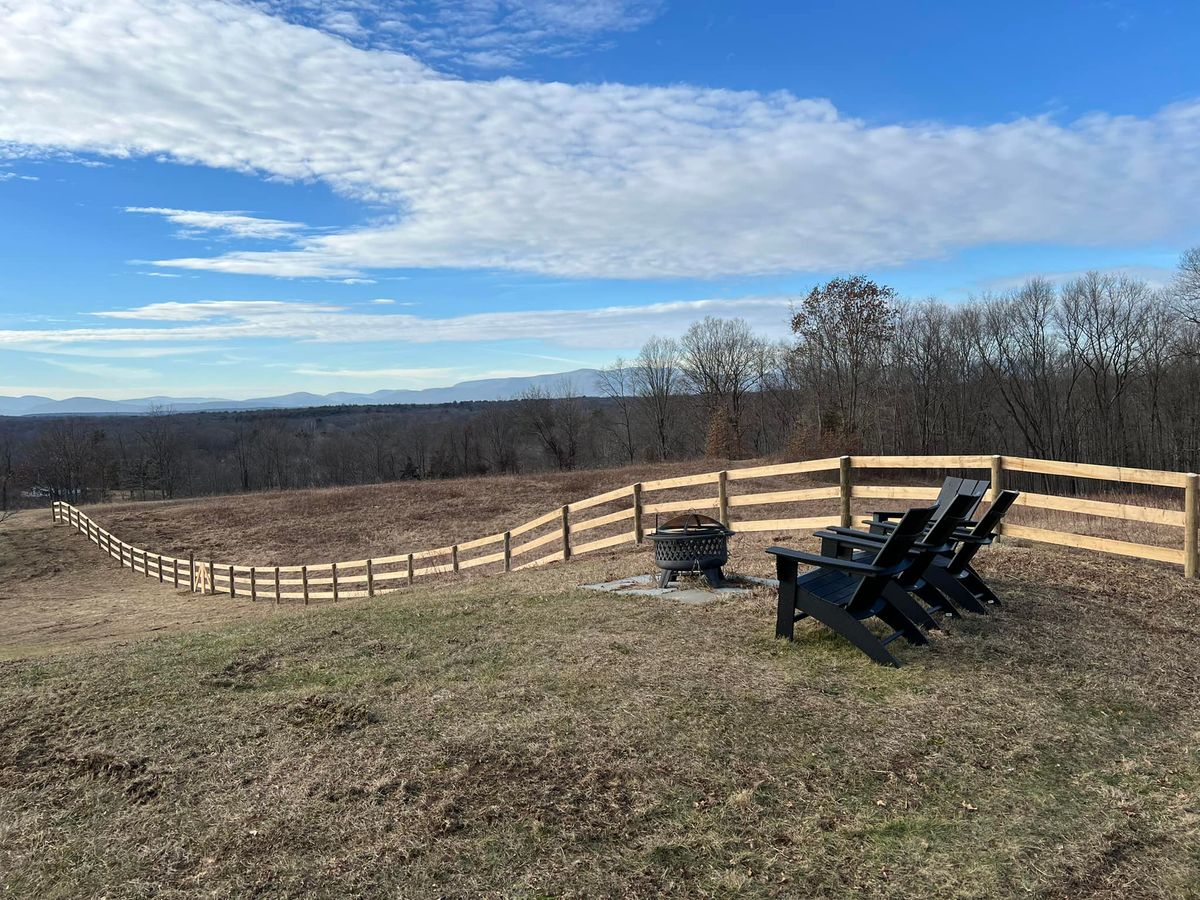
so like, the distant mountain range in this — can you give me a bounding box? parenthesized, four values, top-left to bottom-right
(0, 369, 608, 416)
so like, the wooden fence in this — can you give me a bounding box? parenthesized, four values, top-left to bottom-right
(49, 454, 1200, 603)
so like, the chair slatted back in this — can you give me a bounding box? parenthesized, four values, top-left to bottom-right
(903, 493, 978, 583)
(925, 493, 979, 548)
(933, 477, 965, 510)
(947, 489, 1020, 573)
(848, 506, 937, 613)
(933, 477, 989, 516)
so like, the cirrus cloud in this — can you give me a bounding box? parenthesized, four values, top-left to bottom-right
(125, 206, 307, 240)
(0, 296, 796, 350)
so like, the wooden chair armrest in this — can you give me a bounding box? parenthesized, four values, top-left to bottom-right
(766, 546, 907, 578)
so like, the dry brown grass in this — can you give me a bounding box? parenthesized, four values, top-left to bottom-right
(89, 460, 733, 566)
(1, 526, 1199, 897)
(0, 510, 302, 661)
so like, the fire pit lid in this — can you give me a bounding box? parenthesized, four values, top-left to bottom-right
(656, 513, 731, 533)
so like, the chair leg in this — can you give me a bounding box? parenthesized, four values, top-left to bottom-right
(775, 557, 799, 639)
(925, 567, 990, 615)
(882, 582, 939, 634)
(914, 581, 963, 618)
(876, 595, 930, 646)
(793, 588, 901, 667)
(961, 567, 1001, 606)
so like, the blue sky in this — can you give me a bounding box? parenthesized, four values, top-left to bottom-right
(0, 0, 1197, 400)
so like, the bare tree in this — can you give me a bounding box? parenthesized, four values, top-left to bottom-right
(679, 317, 763, 457)
(791, 276, 897, 438)
(969, 279, 1083, 460)
(517, 380, 587, 471)
(0, 426, 15, 522)
(477, 403, 520, 473)
(136, 404, 184, 498)
(1175, 246, 1200, 324)
(597, 360, 637, 464)
(630, 336, 681, 461)
(1058, 273, 1151, 464)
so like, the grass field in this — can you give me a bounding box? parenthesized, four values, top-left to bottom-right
(3, 470, 1200, 897)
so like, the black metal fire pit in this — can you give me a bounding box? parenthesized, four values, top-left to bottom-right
(648, 513, 733, 588)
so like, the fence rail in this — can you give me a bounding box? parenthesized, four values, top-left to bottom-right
(49, 454, 1200, 603)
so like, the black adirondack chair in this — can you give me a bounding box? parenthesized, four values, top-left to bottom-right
(922, 489, 1020, 609)
(867, 476, 990, 536)
(815, 492, 986, 618)
(767, 506, 937, 668)
(818, 489, 1020, 616)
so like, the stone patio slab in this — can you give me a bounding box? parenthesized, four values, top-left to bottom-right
(580, 573, 778, 605)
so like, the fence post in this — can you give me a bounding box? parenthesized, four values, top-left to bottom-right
(301, 565, 309, 605)
(718, 471, 730, 528)
(407, 553, 414, 585)
(156, 553, 164, 583)
(189, 552, 196, 593)
(839, 455, 853, 528)
(561, 505, 571, 561)
(366, 559, 375, 597)
(172, 557, 179, 588)
(250, 567, 257, 602)
(503, 531, 512, 572)
(332, 563, 339, 602)
(451, 545, 459, 574)
(1186, 473, 1198, 579)
(208, 559, 215, 595)
(274, 566, 281, 604)
(50, 501, 56, 524)
(142, 549, 150, 578)
(633, 483, 644, 543)
(228, 565, 235, 598)
(990, 455, 1005, 502)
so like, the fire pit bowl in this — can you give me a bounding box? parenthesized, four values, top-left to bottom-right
(648, 513, 734, 588)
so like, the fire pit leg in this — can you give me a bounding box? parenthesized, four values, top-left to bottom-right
(657, 568, 676, 589)
(702, 567, 726, 589)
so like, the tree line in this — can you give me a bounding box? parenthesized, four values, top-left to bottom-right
(3, 248, 1199, 509)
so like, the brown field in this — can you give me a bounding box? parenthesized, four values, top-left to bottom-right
(2, 463, 1199, 896)
(85, 459, 750, 566)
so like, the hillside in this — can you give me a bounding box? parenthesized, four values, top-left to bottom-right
(2, 514, 1199, 895)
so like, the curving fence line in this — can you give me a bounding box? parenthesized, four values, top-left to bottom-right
(50, 454, 1200, 603)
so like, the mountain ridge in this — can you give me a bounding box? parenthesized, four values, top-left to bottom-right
(0, 369, 607, 416)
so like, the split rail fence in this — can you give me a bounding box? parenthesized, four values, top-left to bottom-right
(50, 454, 1200, 604)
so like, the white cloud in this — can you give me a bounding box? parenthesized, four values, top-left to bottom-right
(0, 171, 38, 181)
(0, 296, 795, 349)
(35, 344, 211, 359)
(1, 1, 1199, 283)
(125, 206, 306, 240)
(92, 300, 343, 321)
